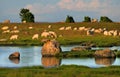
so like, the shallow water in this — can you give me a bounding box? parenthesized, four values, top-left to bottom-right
(0, 46, 120, 68)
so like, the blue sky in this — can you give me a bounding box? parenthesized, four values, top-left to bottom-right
(0, 0, 120, 22)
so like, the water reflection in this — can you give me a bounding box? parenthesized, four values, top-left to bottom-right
(95, 57, 116, 66)
(9, 58, 20, 64)
(41, 57, 61, 68)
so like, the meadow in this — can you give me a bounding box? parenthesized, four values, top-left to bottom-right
(0, 22, 120, 47)
(0, 65, 120, 77)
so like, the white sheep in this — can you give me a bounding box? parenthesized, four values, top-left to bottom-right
(10, 35, 18, 40)
(28, 26, 33, 29)
(73, 27, 77, 30)
(65, 26, 72, 30)
(14, 26, 17, 29)
(103, 31, 108, 36)
(79, 27, 85, 31)
(1, 26, 9, 30)
(48, 25, 51, 28)
(49, 31, 57, 38)
(113, 30, 118, 36)
(41, 31, 50, 38)
(59, 27, 65, 30)
(87, 30, 94, 35)
(2, 30, 10, 33)
(32, 34, 39, 40)
(11, 30, 19, 33)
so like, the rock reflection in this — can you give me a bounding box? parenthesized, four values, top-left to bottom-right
(95, 57, 116, 66)
(41, 57, 61, 68)
(9, 58, 20, 64)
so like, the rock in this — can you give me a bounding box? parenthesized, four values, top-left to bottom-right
(41, 57, 61, 68)
(71, 46, 91, 51)
(95, 57, 116, 66)
(41, 40, 62, 57)
(9, 58, 20, 64)
(9, 52, 20, 60)
(94, 48, 116, 58)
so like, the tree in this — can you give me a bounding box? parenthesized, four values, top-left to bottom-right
(65, 15, 75, 23)
(100, 16, 113, 22)
(83, 16, 91, 22)
(19, 8, 35, 23)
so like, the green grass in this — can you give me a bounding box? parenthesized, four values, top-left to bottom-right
(0, 22, 120, 46)
(1, 65, 120, 77)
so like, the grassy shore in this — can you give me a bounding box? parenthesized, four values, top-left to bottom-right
(0, 22, 120, 46)
(1, 65, 120, 77)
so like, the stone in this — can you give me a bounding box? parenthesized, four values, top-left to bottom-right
(9, 52, 20, 60)
(71, 46, 91, 51)
(41, 40, 62, 57)
(94, 48, 116, 58)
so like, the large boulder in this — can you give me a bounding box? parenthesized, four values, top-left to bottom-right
(9, 52, 20, 60)
(71, 46, 91, 51)
(94, 48, 116, 58)
(41, 57, 61, 68)
(3, 19, 10, 23)
(41, 40, 62, 57)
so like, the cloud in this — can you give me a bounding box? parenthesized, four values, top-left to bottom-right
(25, 3, 58, 14)
(58, 0, 108, 12)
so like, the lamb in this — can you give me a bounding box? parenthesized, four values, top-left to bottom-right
(10, 35, 18, 40)
(65, 26, 72, 30)
(32, 34, 39, 40)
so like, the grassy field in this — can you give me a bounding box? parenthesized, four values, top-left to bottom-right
(0, 22, 120, 46)
(1, 65, 120, 77)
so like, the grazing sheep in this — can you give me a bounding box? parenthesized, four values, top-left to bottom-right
(41, 31, 50, 38)
(32, 34, 39, 40)
(87, 30, 94, 35)
(113, 30, 118, 36)
(73, 27, 77, 30)
(14, 26, 17, 29)
(10, 35, 18, 40)
(11, 30, 19, 33)
(49, 31, 57, 38)
(48, 25, 51, 28)
(65, 26, 72, 30)
(2, 30, 10, 33)
(1, 26, 9, 30)
(79, 27, 85, 31)
(103, 31, 108, 36)
(28, 26, 33, 29)
(59, 27, 65, 30)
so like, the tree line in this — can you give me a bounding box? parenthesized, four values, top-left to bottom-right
(19, 8, 113, 23)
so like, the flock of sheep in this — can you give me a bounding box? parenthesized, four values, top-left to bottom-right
(0, 24, 120, 41)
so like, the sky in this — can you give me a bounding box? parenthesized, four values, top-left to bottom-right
(0, 0, 120, 22)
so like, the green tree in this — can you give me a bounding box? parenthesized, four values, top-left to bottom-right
(83, 16, 91, 22)
(19, 8, 35, 23)
(65, 15, 75, 23)
(100, 16, 112, 22)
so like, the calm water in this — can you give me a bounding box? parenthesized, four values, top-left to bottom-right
(0, 46, 120, 68)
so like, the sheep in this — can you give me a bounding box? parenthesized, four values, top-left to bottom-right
(48, 31, 57, 38)
(113, 30, 118, 36)
(28, 26, 33, 29)
(2, 30, 10, 33)
(41, 31, 50, 38)
(14, 26, 17, 29)
(41, 30, 57, 38)
(79, 27, 85, 31)
(65, 26, 72, 30)
(1, 26, 9, 30)
(32, 34, 39, 40)
(108, 30, 114, 36)
(10, 35, 18, 40)
(73, 27, 77, 30)
(87, 30, 94, 35)
(11, 30, 19, 33)
(48, 25, 51, 28)
(59, 27, 65, 30)
(103, 31, 108, 36)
